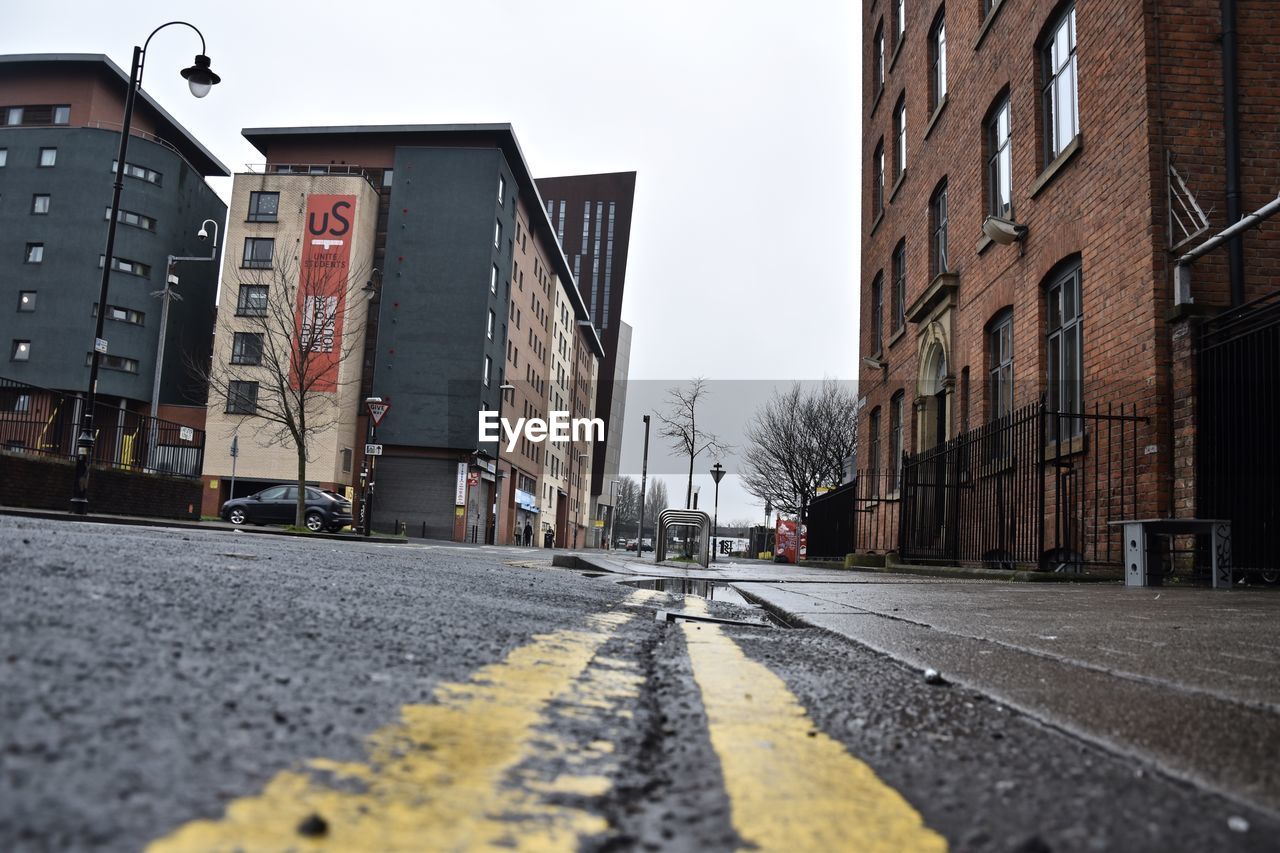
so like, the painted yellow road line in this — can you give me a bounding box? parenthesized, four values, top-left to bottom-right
(149, 591, 658, 852)
(681, 598, 948, 853)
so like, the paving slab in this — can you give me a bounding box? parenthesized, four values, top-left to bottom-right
(732, 580, 1280, 819)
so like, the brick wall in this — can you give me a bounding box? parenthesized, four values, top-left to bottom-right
(856, 0, 1280, 555)
(1, 452, 201, 519)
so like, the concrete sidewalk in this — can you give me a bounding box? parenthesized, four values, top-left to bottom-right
(572, 551, 1280, 820)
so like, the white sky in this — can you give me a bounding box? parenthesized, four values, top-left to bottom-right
(2, 0, 863, 524)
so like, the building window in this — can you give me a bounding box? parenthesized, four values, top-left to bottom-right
(987, 97, 1013, 219)
(12, 393, 31, 413)
(6, 107, 22, 125)
(18, 291, 36, 312)
(25, 243, 43, 264)
(872, 140, 885, 219)
(248, 192, 279, 222)
(894, 94, 907, 179)
(494, 220, 502, 250)
(242, 237, 274, 269)
(483, 355, 492, 387)
(236, 284, 268, 316)
(231, 332, 264, 365)
(931, 180, 949, 276)
(870, 272, 884, 356)
(53, 106, 70, 125)
(0, 149, 6, 167)
(89, 353, 139, 374)
(93, 303, 145, 325)
(491, 263, 499, 293)
(31, 194, 50, 215)
(112, 160, 162, 185)
(889, 391, 904, 492)
(895, 0, 906, 44)
(11, 340, 31, 362)
(868, 407, 882, 495)
(1046, 260, 1084, 438)
(930, 11, 947, 111)
(1042, 3, 1079, 162)
(381, 169, 394, 188)
(497, 175, 506, 205)
(38, 147, 56, 167)
(341, 448, 352, 473)
(106, 207, 157, 231)
(100, 255, 151, 277)
(226, 381, 259, 414)
(487, 309, 495, 340)
(988, 309, 1014, 421)
(873, 22, 885, 98)
(891, 240, 906, 334)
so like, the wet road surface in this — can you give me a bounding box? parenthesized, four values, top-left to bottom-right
(1, 515, 1276, 851)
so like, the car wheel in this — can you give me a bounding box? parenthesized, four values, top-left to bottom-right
(228, 508, 247, 525)
(305, 511, 324, 533)
(1260, 568, 1280, 585)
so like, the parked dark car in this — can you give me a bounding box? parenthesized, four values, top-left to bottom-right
(220, 485, 353, 533)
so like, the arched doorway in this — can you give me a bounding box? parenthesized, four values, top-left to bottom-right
(916, 334, 952, 451)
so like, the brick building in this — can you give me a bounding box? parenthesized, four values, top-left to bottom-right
(854, 0, 1280, 569)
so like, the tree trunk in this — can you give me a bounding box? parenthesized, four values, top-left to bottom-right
(296, 449, 307, 528)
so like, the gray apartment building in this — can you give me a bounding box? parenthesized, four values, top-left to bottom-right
(0, 54, 227, 420)
(201, 124, 606, 542)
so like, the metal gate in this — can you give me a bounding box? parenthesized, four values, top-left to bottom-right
(1198, 290, 1280, 575)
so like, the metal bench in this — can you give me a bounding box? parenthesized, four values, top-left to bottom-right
(1111, 519, 1232, 589)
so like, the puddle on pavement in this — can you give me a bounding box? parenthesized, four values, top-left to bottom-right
(621, 578, 755, 607)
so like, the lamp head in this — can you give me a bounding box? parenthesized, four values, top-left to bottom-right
(981, 215, 1028, 246)
(180, 54, 220, 98)
(197, 227, 208, 242)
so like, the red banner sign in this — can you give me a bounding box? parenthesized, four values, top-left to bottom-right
(292, 194, 356, 392)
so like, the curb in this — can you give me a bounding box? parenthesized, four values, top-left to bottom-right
(0, 506, 410, 544)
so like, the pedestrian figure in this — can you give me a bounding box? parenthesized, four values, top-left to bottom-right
(523, 522, 533, 546)
(544, 527, 555, 549)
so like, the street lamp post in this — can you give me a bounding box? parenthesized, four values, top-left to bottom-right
(493, 382, 515, 544)
(607, 478, 618, 550)
(359, 273, 384, 537)
(710, 462, 725, 563)
(148, 218, 219, 469)
(637, 414, 650, 553)
(71, 21, 220, 514)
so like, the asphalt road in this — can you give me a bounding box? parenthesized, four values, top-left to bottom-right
(1, 514, 1276, 852)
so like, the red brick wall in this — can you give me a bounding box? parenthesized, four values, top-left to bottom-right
(857, 0, 1280, 552)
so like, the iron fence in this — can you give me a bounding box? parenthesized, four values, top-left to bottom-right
(1198, 290, 1280, 577)
(0, 377, 204, 478)
(899, 401, 1147, 570)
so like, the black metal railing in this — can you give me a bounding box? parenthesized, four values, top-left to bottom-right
(1198, 289, 1280, 576)
(898, 401, 1147, 571)
(0, 377, 205, 478)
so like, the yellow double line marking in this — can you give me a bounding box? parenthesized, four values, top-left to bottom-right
(681, 598, 946, 852)
(151, 590, 945, 852)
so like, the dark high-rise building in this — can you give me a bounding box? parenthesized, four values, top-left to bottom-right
(0, 54, 228, 416)
(536, 172, 636, 534)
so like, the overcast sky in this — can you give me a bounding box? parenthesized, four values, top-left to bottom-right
(2, 0, 863, 525)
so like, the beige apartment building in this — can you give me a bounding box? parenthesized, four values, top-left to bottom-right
(200, 171, 380, 516)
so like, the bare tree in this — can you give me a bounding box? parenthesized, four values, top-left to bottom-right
(740, 380, 858, 517)
(643, 478, 669, 534)
(197, 249, 368, 528)
(657, 378, 730, 509)
(612, 475, 641, 536)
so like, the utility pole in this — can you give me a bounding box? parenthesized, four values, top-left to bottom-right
(637, 414, 651, 552)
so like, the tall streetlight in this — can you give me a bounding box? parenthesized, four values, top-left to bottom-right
(360, 272, 384, 537)
(493, 382, 515, 544)
(710, 461, 726, 563)
(637, 414, 651, 553)
(71, 22, 220, 514)
(149, 219, 219, 447)
(606, 478, 619, 550)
